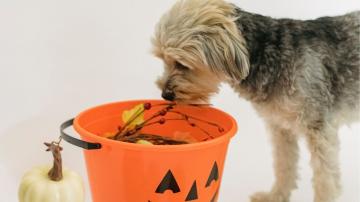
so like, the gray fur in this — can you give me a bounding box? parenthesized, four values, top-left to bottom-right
(153, 1, 360, 201)
(233, 9, 360, 129)
(232, 9, 360, 202)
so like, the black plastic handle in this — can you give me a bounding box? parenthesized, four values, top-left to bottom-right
(60, 119, 102, 150)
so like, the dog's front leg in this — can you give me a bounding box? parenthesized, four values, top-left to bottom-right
(251, 125, 299, 202)
(306, 127, 341, 202)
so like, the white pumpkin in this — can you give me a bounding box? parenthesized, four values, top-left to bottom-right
(19, 165, 84, 202)
(18, 142, 84, 202)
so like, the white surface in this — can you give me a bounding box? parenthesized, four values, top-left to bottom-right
(0, 0, 359, 201)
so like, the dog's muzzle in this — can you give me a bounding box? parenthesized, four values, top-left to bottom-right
(162, 89, 176, 101)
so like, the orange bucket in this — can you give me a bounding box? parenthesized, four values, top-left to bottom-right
(60, 100, 237, 202)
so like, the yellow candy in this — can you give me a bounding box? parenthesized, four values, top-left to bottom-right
(122, 104, 145, 129)
(136, 140, 153, 145)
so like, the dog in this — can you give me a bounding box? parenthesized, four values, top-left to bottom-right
(152, 0, 360, 201)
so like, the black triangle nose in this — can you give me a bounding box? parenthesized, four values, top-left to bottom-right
(162, 90, 175, 101)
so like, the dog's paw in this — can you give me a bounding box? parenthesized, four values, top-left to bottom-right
(250, 192, 289, 202)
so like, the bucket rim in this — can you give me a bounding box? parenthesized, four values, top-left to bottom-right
(73, 99, 238, 151)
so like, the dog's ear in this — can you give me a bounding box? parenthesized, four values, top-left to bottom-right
(151, 0, 249, 80)
(200, 29, 250, 80)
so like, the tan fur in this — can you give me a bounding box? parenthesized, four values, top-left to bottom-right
(152, 0, 358, 201)
(153, 0, 249, 103)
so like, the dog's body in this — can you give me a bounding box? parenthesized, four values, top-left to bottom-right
(152, 0, 360, 201)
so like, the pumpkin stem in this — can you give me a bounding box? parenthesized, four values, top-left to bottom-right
(44, 142, 63, 181)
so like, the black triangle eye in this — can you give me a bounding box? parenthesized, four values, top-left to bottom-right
(205, 162, 219, 187)
(185, 180, 198, 201)
(155, 170, 181, 194)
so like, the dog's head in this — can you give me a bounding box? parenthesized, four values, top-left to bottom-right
(152, 0, 249, 103)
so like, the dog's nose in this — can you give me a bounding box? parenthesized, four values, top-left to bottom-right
(162, 90, 176, 101)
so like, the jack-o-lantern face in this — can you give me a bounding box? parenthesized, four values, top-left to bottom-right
(150, 162, 220, 202)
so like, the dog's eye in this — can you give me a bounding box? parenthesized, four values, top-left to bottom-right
(174, 61, 189, 71)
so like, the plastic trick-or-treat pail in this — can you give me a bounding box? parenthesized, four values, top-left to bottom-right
(60, 100, 237, 202)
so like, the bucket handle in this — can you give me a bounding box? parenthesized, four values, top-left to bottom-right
(60, 119, 102, 150)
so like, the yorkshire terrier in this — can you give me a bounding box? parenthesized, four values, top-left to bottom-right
(152, 0, 360, 201)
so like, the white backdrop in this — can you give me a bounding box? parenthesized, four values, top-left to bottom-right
(0, 0, 359, 201)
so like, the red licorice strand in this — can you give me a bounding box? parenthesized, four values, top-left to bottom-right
(167, 110, 224, 132)
(119, 102, 211, 134)
(141, 118, 191, 129)
(181, 118, 214, 140)
(143, 102, 175, 110)
(137, 117, 215, 140)
(122, 102, 211, 125)
(116, 102, 222, 139)
(145, 109, 220, 139)
(151, 102, 176, 107)
(116, 103, 174, 138)
(195, 124, 215, 139)
(124, 126, 143, 137)
(124, 118, 169, 136)
(137, 106, 173, 127)
(140, 118, 171, 128)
